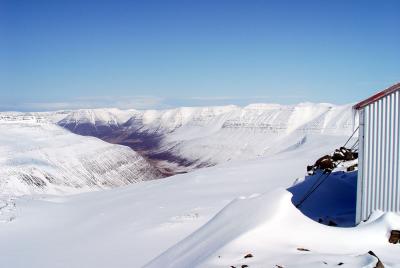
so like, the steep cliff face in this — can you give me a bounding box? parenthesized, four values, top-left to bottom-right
(0, 116, 162, 196)
(56, 103, 354, 168)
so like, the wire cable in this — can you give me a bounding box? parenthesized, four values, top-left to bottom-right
(295, 130, 360, 208)
(343, 126, 359, 148)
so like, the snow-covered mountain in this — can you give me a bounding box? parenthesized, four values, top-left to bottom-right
(0, 116, 162, 195)
(2, 105, 399, 268)
(58, 108, 139, 137)
(0, 103, 355, 195)
(1, 133, 398, 268)
(55, 103, 355, 169)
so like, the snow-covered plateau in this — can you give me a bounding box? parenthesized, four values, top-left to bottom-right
(0, 103, 399, 268)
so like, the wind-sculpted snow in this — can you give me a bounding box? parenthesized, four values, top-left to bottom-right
(0, 118, 162, 195)
(55, 103, 355, 169)
(146, 189, 399, 268)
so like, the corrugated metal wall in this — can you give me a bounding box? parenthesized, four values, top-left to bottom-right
(356, 89, 400, 223)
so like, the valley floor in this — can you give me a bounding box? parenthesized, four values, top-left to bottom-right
(0, 135, 399, 268)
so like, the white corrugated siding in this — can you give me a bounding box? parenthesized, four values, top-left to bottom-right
(356, 89, 400, 223)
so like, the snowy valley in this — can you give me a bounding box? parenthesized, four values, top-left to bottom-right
(4, 0, 399, 266)
(0, 103, 399, 268)
(57, 103, 355, 170)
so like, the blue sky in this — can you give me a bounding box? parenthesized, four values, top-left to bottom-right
(1, 0, 399, 111)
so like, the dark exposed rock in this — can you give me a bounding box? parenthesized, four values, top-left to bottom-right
(315, 155, 335, 171)
(332, 150, 345, 161)
(307, 146, 358, 175)
(244, 253, 253, 258)
(368, 251, 384, 268)
(297, 248, 310, 252)
(20, 174, 47, 187)
(347, 164, 357, 172)
(344, 151, 354, 161)
(389, 230, 400, 244)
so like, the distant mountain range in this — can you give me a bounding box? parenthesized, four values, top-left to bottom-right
(56, 103, 354, 165)
(0, 103, 355, 195)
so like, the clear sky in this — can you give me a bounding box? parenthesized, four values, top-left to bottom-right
(1, 0, 399, 111)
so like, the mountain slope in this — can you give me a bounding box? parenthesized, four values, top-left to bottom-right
(1, 103, 355, 195)
(55, 103, 356, 169)
(58, 108, 139, 137)
(156, 103, 355, 164)
(1, 134, 399, 268)
(0, 116, 162, 195)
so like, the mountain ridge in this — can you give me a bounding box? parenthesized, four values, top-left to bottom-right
(0, 117, 163, 195)
(52, 102, 355, 167)
(0, 103, 356, 195)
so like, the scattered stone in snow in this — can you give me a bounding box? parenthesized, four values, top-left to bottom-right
(243, 253, 253, 258)
(332, 151, 345, 161)
(308, 146, 358, 175)
(338, 262, 344, 266)
(241, 265, 248, 268)
(307, 165, 314, 173)
(346, 164, 357, 172)
(296, 247, 310, 252)
(332, 147, 357, 162)
(314, 155, 335, 172)
(389, 230, 400, 244)
(368, 251, 384, 268)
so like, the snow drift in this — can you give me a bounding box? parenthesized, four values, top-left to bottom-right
(146, 189, 400, 268)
